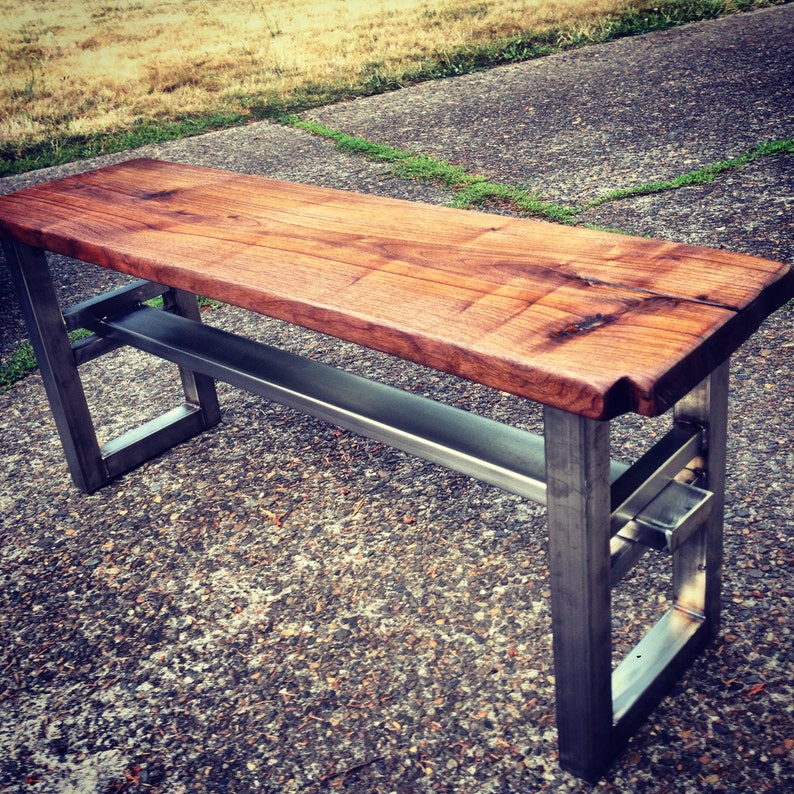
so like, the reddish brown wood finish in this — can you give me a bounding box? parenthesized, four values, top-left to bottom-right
(1, 158, 791, 418)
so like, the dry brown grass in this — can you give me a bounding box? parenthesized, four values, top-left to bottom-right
(1, 0, 632, 148)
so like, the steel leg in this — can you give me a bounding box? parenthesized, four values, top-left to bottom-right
(162, 286, 222, 423)
(4, 241, 108, 492)
(543, 406, 614, 781)
(544, 363, 729, 780)
(672, 361, 729, 636)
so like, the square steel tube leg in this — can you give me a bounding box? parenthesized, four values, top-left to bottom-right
(543, 407, 613, 781)
(3, 240, 108, 492)
(672, 360, 729, 636)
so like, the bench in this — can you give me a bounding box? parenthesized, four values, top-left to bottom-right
(1, 158, 791, 781)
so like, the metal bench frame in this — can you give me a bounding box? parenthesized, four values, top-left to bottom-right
(5, 239, 726, 782)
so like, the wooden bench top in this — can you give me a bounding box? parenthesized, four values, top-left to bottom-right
(1, 158, 791, 419)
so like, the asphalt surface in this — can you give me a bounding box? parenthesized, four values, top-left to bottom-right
(0, 5, 792, 793)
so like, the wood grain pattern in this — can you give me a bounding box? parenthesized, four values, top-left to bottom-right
(1, 158, 791, 418)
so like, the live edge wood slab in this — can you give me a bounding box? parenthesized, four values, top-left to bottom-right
(0, 158, 790, 420)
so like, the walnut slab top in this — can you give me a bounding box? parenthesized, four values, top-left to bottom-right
(1, 158, 791, 419)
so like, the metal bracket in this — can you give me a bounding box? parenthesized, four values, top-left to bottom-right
(608, 424, 714, 584)
(616, 479, 713, 554)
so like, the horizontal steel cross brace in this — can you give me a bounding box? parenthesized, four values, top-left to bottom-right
(84, 301, 711, 558)
(89, 303, 556, 503)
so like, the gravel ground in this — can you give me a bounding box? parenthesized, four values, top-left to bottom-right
(1, 6, 792, 793)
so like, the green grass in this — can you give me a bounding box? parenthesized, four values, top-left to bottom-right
(292, 118, 793, 225)
(0, 329, 92, 393)
(290, 118, 580, 223)
(1, 112, 248, 177)
(583, 140, 794, 209)
(0, 341, 38, 393)
(1, 298, 222, 393)
(407, 0, 784, 80)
